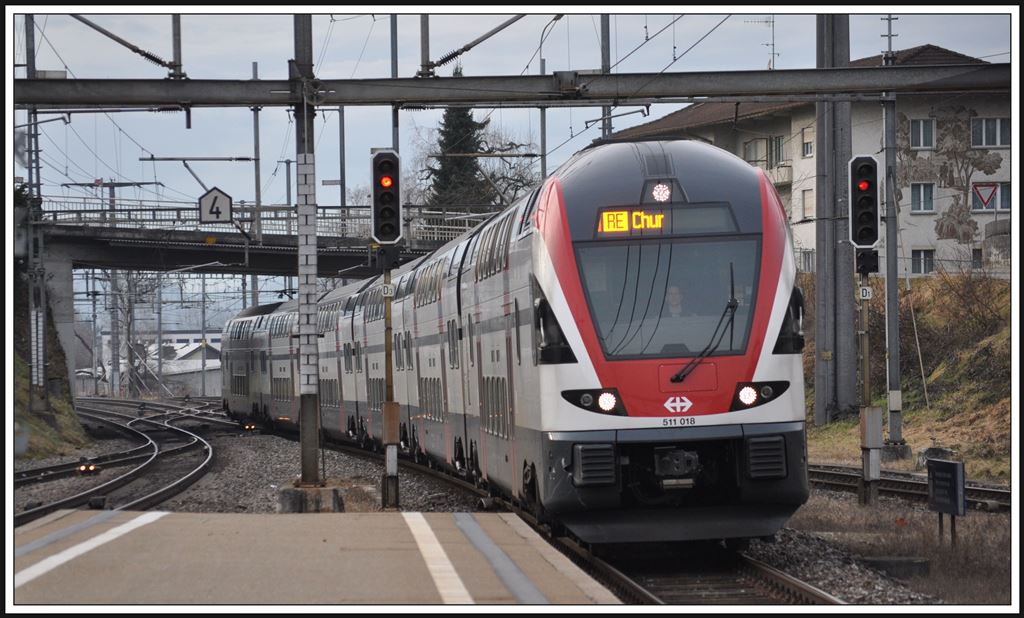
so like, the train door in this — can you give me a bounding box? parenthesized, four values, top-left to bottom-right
(334, 304, 346, 438)
(352, 293, 368, 443)
(340, 297, 358, 441)
(449, 239, 471, 473)
(459, 232, 483, 479)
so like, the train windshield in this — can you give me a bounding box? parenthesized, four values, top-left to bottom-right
(576, 237, 760, 359)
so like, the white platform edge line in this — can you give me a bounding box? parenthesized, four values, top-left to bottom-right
(14, 511, 169, 589)
(402, 512, 474, 604)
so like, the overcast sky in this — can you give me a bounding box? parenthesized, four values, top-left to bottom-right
(5, 7, 1018, 328)
(8, 8, 1016, 209)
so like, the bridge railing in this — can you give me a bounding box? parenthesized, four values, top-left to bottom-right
(39, 196, 499, 246)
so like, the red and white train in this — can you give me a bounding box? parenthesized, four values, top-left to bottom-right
(223, 139, 809, 544)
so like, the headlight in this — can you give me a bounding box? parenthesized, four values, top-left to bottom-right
(730, 381, 790, 410)
(598, 392, 618, 412)
(561, 388, 627, 415)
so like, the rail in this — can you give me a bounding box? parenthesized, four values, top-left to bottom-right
(808, 464, 1010, 511)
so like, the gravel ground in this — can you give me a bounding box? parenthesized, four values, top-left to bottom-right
(158, 431, 486, 514)
(746, 528, 939, 605)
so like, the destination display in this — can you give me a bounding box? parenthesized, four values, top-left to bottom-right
(595, 202, 738, 237)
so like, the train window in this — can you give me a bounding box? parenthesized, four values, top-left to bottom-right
(475, 229, 487, 281)
(519, 186, 541, 234)
(577, 237, 760, 359)
(449, 243, 466, 277)
(489, 224, 499, 277)
(405, 332, 413, 368)
(467, 316, 475, 366)
(501, 213, 514, 271)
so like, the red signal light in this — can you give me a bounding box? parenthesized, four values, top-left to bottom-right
(857, 180, 870, 192)
(379, 175, 394, 189)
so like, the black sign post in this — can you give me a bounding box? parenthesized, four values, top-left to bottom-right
(927, 459, 966, 547)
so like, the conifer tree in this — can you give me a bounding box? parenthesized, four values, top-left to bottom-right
(425, 67, 498, 208)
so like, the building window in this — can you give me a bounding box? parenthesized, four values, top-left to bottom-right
(971, 117, 1010, 147)
(801, 128, 814, 158)
(911, 249, 935, 275)
(910, 119, 934, 149)
(971, 182, 1011, 211)
(801, 189, 814, 220)
(742, 140, 762, 165)
(768, 135, 786, 168)
(910, 183, 934, 212)
(972, 248, 984, 270)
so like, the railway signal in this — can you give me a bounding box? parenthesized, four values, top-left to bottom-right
(371, 150, 401, 245)
(849, 156, 880, 249)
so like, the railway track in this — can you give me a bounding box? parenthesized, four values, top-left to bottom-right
(273, 425, 841, 604)
(808, 464, 1010, 511)
(567, 541, 844, 605)
(14, 399, 222, 527)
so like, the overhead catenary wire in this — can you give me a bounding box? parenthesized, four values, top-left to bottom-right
(547, 15, 732, 159)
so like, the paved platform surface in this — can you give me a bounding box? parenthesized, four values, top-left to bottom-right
(13, 510, 619, 605)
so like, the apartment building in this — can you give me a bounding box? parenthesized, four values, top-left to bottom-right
(606, 45, 1012, 276)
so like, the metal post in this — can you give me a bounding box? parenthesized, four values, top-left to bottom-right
(252, 62, 264, 304)
(391, 15, 400, 152)
(281, 157, 294, 296)
(882, 17, 904, 447)
(170, 15, 183, 79)
(831, 18, 857, 417)
(540, 56, 547, 178)
(201, 273, 207, 397)
(814, 14, 854, 424)
(338, 107, 346, 208)
(127, 275, 137, 398)
(26, 14, 50, 414)
(813, 17, 835, 426)
(382, 268, 399, 507)
(600, 15, 612, 138)
(294, 15, 321, 486)
(420, 15, 430, 77)
(110, 270, 121, 398)
(91, 270, 99, 395)
(860, 274, 870, 409)
(858, 271, 882, 505)
(156, 274, 163, 384)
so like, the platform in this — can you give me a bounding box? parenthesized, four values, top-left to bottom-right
(13, 510, 619, 605)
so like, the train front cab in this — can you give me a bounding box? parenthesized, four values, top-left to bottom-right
(527, 140, 809, 544)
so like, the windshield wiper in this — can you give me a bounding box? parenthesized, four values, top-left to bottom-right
(670, 263, 738, 384)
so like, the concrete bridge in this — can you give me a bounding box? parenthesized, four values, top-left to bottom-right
(34, 195, 495, 390)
